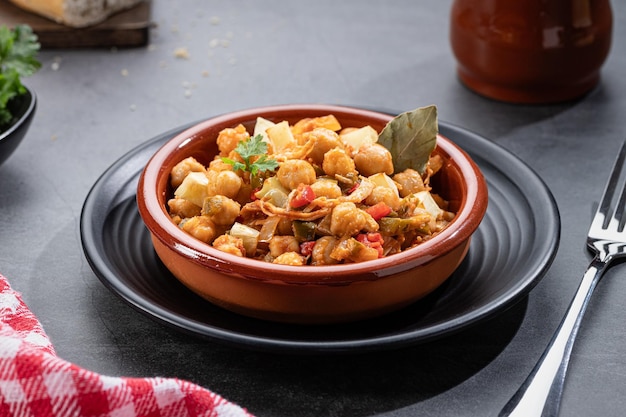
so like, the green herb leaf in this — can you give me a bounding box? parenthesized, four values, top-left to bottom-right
(222, 134, 279, 177)
(0, 25, 41, 77)
(0, 25, 40, 130)
(220, 157, 246, 173)
(0, 70, 22, 125)
(249, 154, 279, 176)
(237, 134, 269, 164)
(377, 105, 438, 174)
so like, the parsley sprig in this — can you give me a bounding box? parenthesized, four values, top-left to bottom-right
(0, 25, 41, 129)
(222, 134, 279, 178)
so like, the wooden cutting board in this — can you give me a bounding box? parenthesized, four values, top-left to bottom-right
(0, 0, 152, 48)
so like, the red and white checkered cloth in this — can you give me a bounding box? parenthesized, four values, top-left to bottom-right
(0, 273, 254, 417)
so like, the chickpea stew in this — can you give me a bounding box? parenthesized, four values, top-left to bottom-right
(166, 114, 455, 265)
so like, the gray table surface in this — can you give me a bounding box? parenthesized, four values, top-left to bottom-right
(2, 1, 626, 416)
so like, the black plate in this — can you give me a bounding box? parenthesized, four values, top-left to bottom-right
(80, 118, 560, 353)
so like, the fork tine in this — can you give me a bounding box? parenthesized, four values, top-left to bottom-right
(596, 140, 626, 230)
(612, 165, 626, 232)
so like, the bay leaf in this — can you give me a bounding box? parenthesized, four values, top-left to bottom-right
(378, 105, 438, 174)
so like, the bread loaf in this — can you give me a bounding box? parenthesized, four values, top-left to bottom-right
(8, 0, 145, 28)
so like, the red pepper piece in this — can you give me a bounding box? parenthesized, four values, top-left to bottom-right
(290, 184, 316, 208)
(300, 240, 316, 256)
(357, 232, 385, 258)
(346, 181, 360, 195)
(365, 202, 392, 221)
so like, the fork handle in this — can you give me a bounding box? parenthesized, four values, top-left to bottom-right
(499, 256, 606, 417)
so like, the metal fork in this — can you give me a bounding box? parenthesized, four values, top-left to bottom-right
(499, 140, 626, 417)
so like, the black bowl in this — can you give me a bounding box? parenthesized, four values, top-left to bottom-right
(0, 86, 37, 167)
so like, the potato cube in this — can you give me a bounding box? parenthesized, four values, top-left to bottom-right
(340, 125, 378, 152)
(266, 121, 296, 151)
(368, 173, 399, 196)
(174, 171, 209, 207)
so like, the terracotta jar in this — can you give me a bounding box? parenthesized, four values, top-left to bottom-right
(450, 0, 613, 103)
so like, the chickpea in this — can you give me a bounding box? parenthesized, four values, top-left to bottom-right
(330, 202, 379, 237)
(273, 252, 306, 266)
(205, 170, 218, 194)
(300, 128, 344, 165)
(217, 124, 249, 156)
(268, 235, 300, 258)
(212, 234, 246, 257)
(393, 169, 427, 197)
(353, 144, 394, 177)
(322, 148, 356, 178)
(167, 197, 201, 219)
(276, 159, 316, 190)
(310, 179, 342, 199)
(207, 170, 242, 199)
(181, 216, 216, 243)
(311, 236, 340, 266)
(170, 157, 206, 188)
(292, 118, 317, 136)
(202, 195, 241, 226)
(209, 158, 235, 172)
(365, 186, 401, 210)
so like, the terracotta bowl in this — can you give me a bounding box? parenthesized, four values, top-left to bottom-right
(137, 104, 488, 324)
(450, 0, 613, 103)
(0, 86, 36, 167)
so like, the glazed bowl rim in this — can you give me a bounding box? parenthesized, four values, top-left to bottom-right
(137, 104, 487, 284)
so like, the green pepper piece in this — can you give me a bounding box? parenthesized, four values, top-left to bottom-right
(379, 215, 431, 235)
(292, 220, 316, 242)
